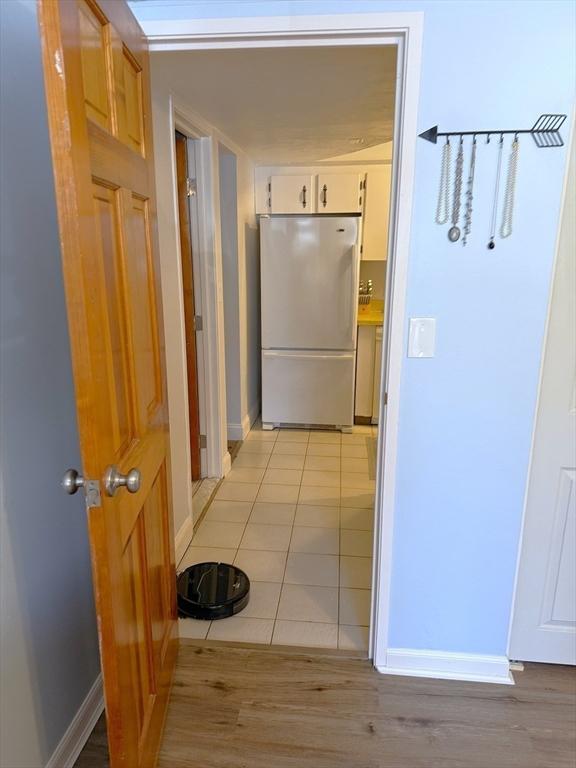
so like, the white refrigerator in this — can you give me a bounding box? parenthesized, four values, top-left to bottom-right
(260, 215, 360, 428)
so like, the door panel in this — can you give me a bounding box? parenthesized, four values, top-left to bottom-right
(39, 1, 177, 765)
(92, 181, 134, 460)
(120, 46, 144, 155)
(78, 0, 112, 131)
(124, 192, 162, 426)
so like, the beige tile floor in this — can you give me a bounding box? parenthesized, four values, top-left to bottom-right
(178, 423, 377, 652)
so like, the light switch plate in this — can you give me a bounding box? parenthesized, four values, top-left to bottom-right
(408, 318, 436, 358)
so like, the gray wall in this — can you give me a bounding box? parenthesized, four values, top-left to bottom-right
(0, 2, 101, 765)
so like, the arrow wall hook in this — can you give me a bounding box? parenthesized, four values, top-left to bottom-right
(419, 114, 567, 148)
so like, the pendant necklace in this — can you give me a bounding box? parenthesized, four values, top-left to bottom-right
(487, 134, 504, 249)
(500, 136, 519, 238)
(435, 138, 451, 225)
(448, 137, 464, 242)
(462, 136, 477, 247)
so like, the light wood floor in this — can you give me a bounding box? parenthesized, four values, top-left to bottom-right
(75, 642, 576, 768)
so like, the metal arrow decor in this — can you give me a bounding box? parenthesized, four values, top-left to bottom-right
(419, 114, 567, 148)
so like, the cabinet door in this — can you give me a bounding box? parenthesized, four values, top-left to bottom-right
(270, 175, 314, 213)
(361, 168, 392, 260)
(372, 326, 383, 423)
(317, 173, 363, 213)
(354, 326, 376, 418)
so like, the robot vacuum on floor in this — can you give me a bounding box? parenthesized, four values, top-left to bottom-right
(177, 562, 250, 620)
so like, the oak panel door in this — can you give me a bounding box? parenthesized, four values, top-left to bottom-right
(175, 132, 202, 481)
(39, 1, 177, 765)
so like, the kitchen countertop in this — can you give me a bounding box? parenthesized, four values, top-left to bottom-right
(357, 299, 384, 326)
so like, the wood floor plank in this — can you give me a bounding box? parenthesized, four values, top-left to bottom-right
(74, 643, 576, 768)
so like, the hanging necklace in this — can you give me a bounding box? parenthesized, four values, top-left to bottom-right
(435, 138, 451, 225)
(462, 136, 477, 247)
(500, 136, 519, 238)
(448, 137, 464, 242)
(487, 134, 504, 249)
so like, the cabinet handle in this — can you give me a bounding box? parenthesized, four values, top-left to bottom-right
(321, 184, 328, 208)
(302, 185, 307, 208)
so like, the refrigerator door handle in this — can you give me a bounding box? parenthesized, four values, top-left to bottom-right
(263, 351, 355, 360)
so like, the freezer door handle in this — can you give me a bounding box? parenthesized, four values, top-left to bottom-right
(263, 351, 355, 360)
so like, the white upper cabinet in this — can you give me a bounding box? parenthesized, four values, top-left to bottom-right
(317, 173, 363, 213)
(361, 168, 391, 261)
(270, 175, 314, 214)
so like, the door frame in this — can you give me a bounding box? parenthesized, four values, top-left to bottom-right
(171, 107, 230, 483)
(147, 12, 423, 668)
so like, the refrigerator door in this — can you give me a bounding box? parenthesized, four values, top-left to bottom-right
(262, 349, 356, 426)
(261, 216, 360, 351)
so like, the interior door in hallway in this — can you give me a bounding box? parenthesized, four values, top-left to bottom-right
(510, 135, 576, 665)
(175, 132, 202, 480)
(39, 0, 177, 765)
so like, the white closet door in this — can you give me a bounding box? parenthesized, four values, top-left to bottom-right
(509, 137, 576, 665)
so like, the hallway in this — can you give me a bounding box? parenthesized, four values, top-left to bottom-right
(178, 423, 377, 651)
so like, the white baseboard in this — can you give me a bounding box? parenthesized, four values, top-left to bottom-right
(222, 450, 232, 476)
(377, 648, 514, 685)
(175, 514, 194, 566)
(227, 402, 260, 442)
(226, 422, 245, 441)
(46, 674, 104, 768)
(246, 400, 260, 434)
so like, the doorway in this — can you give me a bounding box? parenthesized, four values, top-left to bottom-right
(161, 43, 401, 655)
(149, 10, 421, 670)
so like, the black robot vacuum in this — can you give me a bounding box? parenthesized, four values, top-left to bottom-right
(177, 562, 250, 620)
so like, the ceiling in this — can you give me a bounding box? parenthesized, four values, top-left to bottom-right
(151, 46, 396, 164)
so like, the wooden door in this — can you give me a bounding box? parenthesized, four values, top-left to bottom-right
(509, 136, 576, 665)
(317, 173, 362, 213)
(39, 1, 177, 765)
(175, 132, 201, 480)
(270, 174, 314, 213)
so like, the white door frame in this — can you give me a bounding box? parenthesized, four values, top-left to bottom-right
(170, 102, 235, 481)
(146, 12, 423, 667)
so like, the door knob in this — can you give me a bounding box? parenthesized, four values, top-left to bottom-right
(104, 465, 141, 497)
(62, 468, 84, 495)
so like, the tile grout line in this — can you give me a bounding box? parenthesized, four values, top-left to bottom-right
(211, 424, 277, 642)
(271, 426, 309, 646)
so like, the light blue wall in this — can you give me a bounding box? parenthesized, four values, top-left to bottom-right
(131, 0, 576, 655)
(0, 2, 101, 764)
